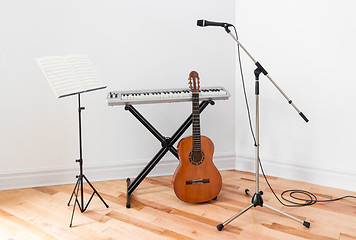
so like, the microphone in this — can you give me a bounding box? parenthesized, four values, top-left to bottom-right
(197, 19, 233, 28)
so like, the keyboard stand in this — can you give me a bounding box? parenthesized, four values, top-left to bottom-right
(124, 100, 215, 208)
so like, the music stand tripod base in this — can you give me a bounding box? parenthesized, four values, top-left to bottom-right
(67, 94, 109, 227)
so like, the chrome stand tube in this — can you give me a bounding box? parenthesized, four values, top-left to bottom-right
(217, 28, 310, 231)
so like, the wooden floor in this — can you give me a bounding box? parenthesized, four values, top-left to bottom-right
(0, 170, 356, 240)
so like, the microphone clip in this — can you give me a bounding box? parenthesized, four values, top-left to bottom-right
(224, 25, 231, 33)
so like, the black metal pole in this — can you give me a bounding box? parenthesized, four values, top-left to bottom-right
(78, 94, 85, 211)
(125, 100, 214, 208)
(124, 104, 178, 158)
(68, 93, 108, 227)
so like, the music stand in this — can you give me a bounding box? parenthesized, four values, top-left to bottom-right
(37, 55, 109, 227)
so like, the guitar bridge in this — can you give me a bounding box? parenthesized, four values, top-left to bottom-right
(185, 179, 210, 185)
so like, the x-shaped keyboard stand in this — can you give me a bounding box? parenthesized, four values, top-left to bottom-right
(124, 100, 215, 208)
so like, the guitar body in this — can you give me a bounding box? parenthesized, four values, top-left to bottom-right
(173, 135, 222, 203)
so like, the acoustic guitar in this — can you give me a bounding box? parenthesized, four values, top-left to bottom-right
(172, 71, 222, 203)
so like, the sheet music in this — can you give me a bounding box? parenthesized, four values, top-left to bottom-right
(37, 55, 106, 98)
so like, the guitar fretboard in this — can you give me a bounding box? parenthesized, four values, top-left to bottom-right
(192, 93, 201, 151)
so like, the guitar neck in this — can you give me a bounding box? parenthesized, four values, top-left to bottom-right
(192, 93, 201, 151)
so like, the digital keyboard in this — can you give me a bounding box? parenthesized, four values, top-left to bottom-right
(107, 86, 230, 106)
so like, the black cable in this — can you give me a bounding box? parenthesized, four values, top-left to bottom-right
(259, 157, 356, 207)
(233, 25, 356, 207)
(233, 25, 256, 145)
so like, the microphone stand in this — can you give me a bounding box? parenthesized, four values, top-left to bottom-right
(216, 26, 310, 231)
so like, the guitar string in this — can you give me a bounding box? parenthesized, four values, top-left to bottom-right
(192, 93, 201, 151)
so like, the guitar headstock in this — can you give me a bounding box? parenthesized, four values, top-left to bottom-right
(188, 71, 200, 93)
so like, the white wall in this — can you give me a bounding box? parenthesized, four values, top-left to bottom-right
(236, 0, 356, 191)
(0, 0, 236, 189)
(1, 0, 355, 193)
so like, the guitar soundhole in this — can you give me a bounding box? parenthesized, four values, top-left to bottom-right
(189, 151, 205, 165)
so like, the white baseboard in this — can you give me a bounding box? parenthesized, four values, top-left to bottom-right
(0, 152, 236, 190)
(235, 153, 356, 192)
(3, 152, 354, 192)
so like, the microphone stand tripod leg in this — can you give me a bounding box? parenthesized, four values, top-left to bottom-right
(245, 189, 253, 198)
(263, 204, 310, 228)
(217, 204, 254, 231)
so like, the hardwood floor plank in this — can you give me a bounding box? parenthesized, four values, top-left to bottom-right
(140, 206, 239, 240)
(0, 209, 58, 240)
(106, 209, 164, 234)
(238, 223, 308, 240)
(266, 223, 337, 240)
(339, 233, 356, 240)
(0, 170, 355, 239)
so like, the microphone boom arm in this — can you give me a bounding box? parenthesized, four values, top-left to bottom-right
(226, 28, 309, 122)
